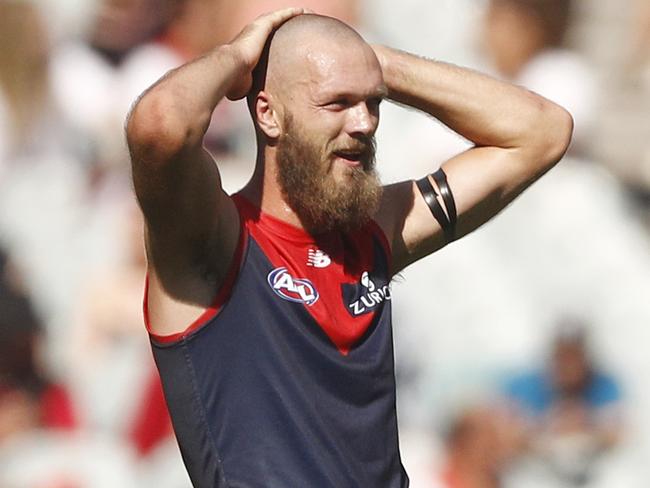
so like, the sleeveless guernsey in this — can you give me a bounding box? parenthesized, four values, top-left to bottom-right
(146, 194, 408, 488)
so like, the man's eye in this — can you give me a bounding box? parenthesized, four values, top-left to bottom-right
(326, 99, 349, 109)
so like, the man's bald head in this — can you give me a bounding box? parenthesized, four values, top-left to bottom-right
(249, 14, 373, 106)
(270, 13, 365, 53)
(246, 14, 384, 233)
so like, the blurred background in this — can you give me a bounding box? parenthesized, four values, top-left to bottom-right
(0, 0, 648, 486)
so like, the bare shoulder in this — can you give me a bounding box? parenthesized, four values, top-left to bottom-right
(373, 180, 447, 274)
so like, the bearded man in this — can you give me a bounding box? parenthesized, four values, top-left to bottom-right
(126, 8, 572, 488)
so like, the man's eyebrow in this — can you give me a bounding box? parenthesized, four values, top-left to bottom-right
(314, 84, 389, 105)
(320, 86, 389, 101)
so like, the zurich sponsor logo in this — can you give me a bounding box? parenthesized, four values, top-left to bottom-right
(348, 271, 391, 316)
(267, 267, 319, 306)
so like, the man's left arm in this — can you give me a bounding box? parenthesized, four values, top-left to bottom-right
(371, 46, 574, 273)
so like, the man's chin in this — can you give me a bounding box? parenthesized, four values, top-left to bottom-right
(277, 147, 381, 233)
(332, 163, 375, 185)
(330, 168, 359, 187)
(333, 156, 363, 170)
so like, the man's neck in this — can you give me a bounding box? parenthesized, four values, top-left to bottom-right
(240, 148, 306, 231)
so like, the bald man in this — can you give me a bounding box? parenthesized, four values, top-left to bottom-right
(127, 8, 572, 488)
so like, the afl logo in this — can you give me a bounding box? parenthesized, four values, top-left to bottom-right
(267, 267, 319, 306)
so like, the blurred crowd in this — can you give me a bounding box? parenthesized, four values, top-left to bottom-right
(0, 0, 648, 486)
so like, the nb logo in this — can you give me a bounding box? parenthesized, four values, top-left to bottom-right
(267, 267, 319, 306)
(307, 249, 331, 268)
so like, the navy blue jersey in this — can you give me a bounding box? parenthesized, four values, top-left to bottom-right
(146, 194, 408, 487)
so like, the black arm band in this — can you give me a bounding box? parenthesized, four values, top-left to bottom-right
(415, 175, 454, 242)
(415, 168, 457, 242)
(432, 168, 457, 228)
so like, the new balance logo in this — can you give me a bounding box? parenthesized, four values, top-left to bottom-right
(307, 249, 331, 268)
(267, 267, 319, 306)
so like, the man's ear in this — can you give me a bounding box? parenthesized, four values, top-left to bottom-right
(255, 91, 281, 140)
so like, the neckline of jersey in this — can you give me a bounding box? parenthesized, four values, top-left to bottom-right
(234, 193, 334, 245)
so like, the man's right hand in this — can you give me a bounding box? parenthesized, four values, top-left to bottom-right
(226, 7, 309, 100)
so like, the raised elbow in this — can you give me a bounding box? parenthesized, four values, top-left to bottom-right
(547, 103, 574, 162)
(126, 92, 205, 165)
(535, 100, 574, 167)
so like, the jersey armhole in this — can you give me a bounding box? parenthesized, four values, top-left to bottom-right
(368, 219, 393, 274)
(144, 210, 248, 345)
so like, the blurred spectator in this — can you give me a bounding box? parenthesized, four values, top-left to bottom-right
(503, 321, 623, 486)
(622, 0, 650, 217)
(0, 246, 77, 445)
(637, 1, 650, 215)
(437, 406, 516, 488)
(88, 0, 182, 63)
(481, 0, 597, 153)
(0, 1, 60, 172)
(0, 1, 46, 154)
(575, 0, 650, 216)
(0, 0, 113, 379)
(626, 0, 650, 83)
(51, 0, 180, 183)
(443, 410, 500, 488)
(69, 202, 172, 457)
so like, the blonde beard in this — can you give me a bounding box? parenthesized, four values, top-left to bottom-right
(276, 116, 382, 234)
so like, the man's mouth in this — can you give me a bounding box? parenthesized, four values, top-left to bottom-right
(334, 150, 362, 162)
(333, 149, 369, 167)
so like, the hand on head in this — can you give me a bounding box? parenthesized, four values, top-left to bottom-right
(226, 7, 312, 100)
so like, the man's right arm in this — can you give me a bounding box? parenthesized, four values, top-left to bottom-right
(126, 8, 307, 335)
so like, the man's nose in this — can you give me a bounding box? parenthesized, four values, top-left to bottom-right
(346, 102, 378, 136)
